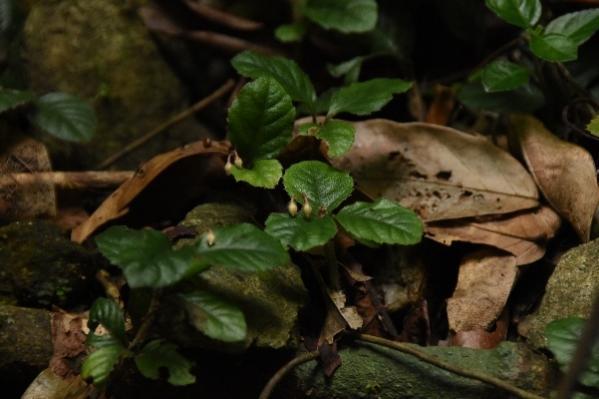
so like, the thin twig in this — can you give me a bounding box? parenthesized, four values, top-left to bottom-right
(0, 171, 133, 190)
(129, 290, 161, 350)
(183, 0, 263, 31)
(97, 79, 235, 169)
(183, 31, 277, 55)
(258, 352, 319, 399)
(357, 334, 545, 399)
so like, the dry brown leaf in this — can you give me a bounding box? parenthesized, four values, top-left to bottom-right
(510, 114, 599, 242)
(427, 206, 561, 265)
(331, 119, 539, 222)
(22, 369, 91, 399)
(0, 138, 56, 220)
(447, 250, 518, 332)
(449, 309, 508, 349)
(71, 140, 230, 243)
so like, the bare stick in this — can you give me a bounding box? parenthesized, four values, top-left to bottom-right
(358, 334, 545, 399)
(183, 0, 263, 31)
(0, 171, 133, 190)
(97, 79, 235, 169)
(183, 31, 277, 55)
(258, 352, 319, 399)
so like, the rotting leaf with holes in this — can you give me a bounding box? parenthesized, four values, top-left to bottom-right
(180, 290, 247, 343)
(228, 77, 295, 162)
(510, 114, 599, 242)
(265, 213, 338, 251)
(303, 0, 378, 34)
(331, 119, 539, 222)
(481, 59, 529, 93)
(328, 78, 412, 117)
(484, 0, 542, 29)
(88, 298, 126, 343)
(283, 160, 354, 213)
(195, 223, 289, 272)
(336, 199, 423, 245)
(134, 340, 195, 386)
(0, 89, 35, 113)
(299, 119, 355, 158)
(95, 226, 206, 288)
(230, 159, 283, 189)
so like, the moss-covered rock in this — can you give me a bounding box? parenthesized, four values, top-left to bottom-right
(0, 221, 99, 308)
(519, 239, 599, 347)
(290, 341, 552, 399)
(22, 0, 205, 168)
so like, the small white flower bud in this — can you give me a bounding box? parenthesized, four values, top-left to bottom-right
(206, 229, 216, 246)
(224, 160, 233, 175)
(234, 154, 243, 168)
(302, 199, 312, 218)
(288, 197, 298, 216)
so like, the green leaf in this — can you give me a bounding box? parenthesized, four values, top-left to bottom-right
(29, 92, 96, 142)
(335, 199, 423, 245)
(327, 56, 364, 84)
(228, 77, 295, 162)
(545, 9, 599, 46)
(484, 0, 541, 28)
(303, 0, 378, 33)
(195, 223, 289, 272)
(481, 59, 530, 92)
(81, 338, 125, 385)
(328, 78, 412, 117)
(88, 298, 126, 342)
(231, 159, 282, 189)
(135, 340, 195, 386)
(265, 213, 338, 251)
(231, 51, 316, 107)
(283, 160, 353, 213)
(529, 32, 578, 62)
(180, 290, 247, 342)
(458, 80, 544, 112)
(299, 120, 355, 158)
(588, 115, 599, 136)
(545, 317, 599, 388)
(275, 23, 306, 43)
(95, 226, 205, 289)
(0, 88, 34, 113)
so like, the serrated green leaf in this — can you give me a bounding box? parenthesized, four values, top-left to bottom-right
(231, 159, 282, 189)
(485, 0, 541, 28)
(327, 56, 364, 84)
(195, 223, 289, 272)
(265, 213, 337, 251)
(135, 340, 195, 386)
(529, 32, 578, 62)
(299, 120, 355, 158)
(335, 199, 423, 245)
(546, 9, 599, 46)
(231, 51, 316, 107)
(275, 23, 306, 43)
(0, 88, 34, 113)
(481, 59, 530, 92)
(88, 298, 126, 342)
(303, 0, 377, 33)
(458, 80, 544, 112)
(81, 340, 125, 385)
(228, 77, 295, 162)
(588, 115, 599, 136)
(545, 317, 599, 388)
(180, 290, 247, 342)
(328, 78, 412, 117)
(29, 92, 96, 142)
(95, 226, 205, 289)
(283, 160, 353, 213)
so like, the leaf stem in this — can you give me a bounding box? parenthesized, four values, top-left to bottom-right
(357, 334, 545, 399)
(258, 351, 319, 399)
(129, 290, 162, 350)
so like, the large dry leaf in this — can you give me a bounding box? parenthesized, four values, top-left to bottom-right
(510, 114, 599, 242)
(427, 206, 561, 265)
(331, 119, 539, 222)
(447, 250, 518, 332)
(71, 140, 230, 243)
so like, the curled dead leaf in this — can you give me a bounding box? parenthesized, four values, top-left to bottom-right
(332, 119, 539, 222)
(510, 114, 599, 242)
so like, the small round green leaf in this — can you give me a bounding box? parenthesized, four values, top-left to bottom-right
(275, 23, 306, 43)
(230, 159, 282, 189)
(529, 32, 578, 62)
(485, 0, 541, 28)
(588, 115, 599, 136)
(303, 0, 378, 33)
(135, 340, 195, 386)
(81, 339, 125, 385)
(195, 223, 289, 272)
(283, 160, 354, 213)
(265, 213, 338, 251)
(299, 120, 355, 158)
(0, 88, 35, 113)
(335, 199, 423, 245)
(545, 9, 599, 46)
(29, 92, 96, 142)
(228, 77, 295, 162)
(180, 290, 247, 342)
(328, 78, 412, 117)
(481, 59, 530, 93)
(95, 226, 205, 289)
(88, 298, 126, 342)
